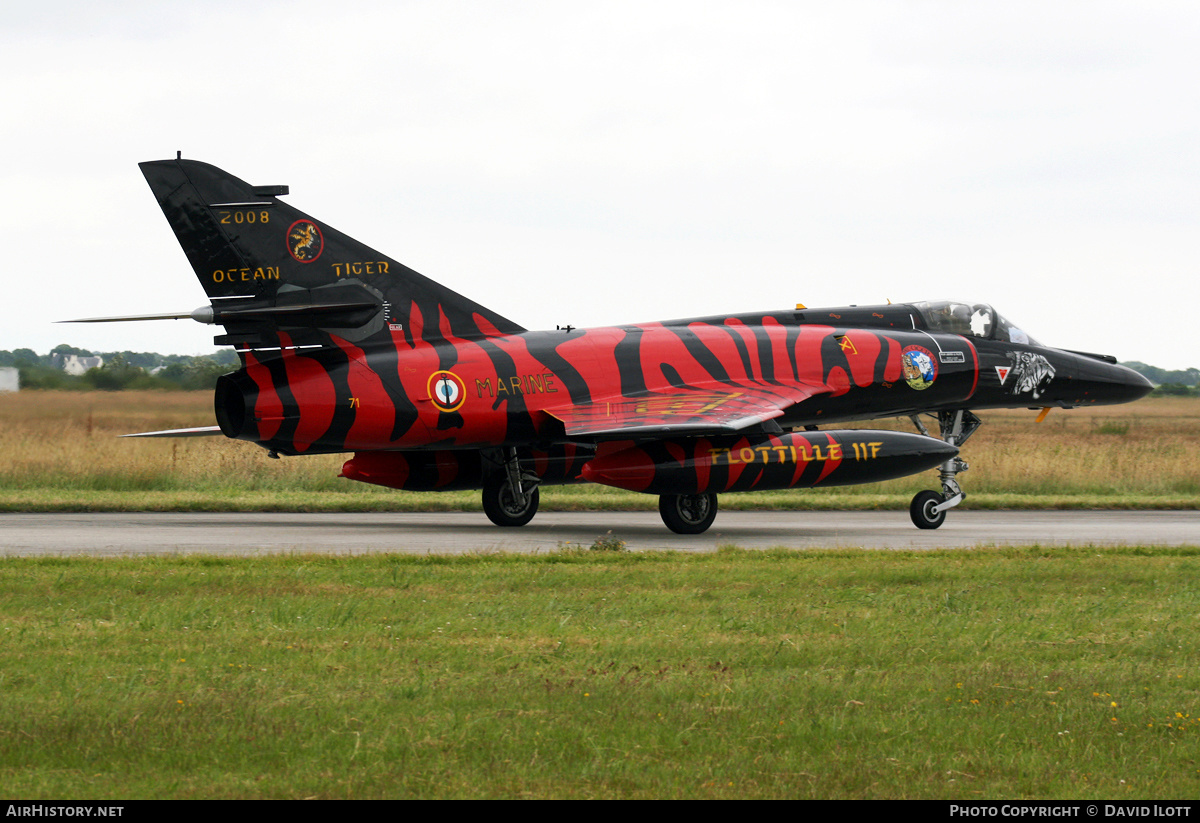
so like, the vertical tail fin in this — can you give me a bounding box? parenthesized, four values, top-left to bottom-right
(140, 157, 524, 348)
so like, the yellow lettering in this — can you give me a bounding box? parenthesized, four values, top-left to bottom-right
(852, 441, 877, 460)
(698, 393, 738, 413)
(828, 444, 842, 461)
(331, 261, 388, 279)
(212, 208, 272, 225)
(349, 397, 360, 408)
(474, 371, 554, 398)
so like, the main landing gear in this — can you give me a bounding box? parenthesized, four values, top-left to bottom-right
(659, 493, 718, 534)
(908, 409, 981, 530)
(482, 448, 540, 527)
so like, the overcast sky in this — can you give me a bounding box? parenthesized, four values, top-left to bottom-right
(3, 1, 1196, 369)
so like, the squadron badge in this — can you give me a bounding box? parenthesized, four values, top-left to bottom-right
(287, 219, 324, 263)
(901, 345, 937, 391)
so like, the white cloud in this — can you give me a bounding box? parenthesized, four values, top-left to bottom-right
(1, 0, 1196, 368)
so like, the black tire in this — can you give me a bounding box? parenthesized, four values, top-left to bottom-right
(482, 480, 539, 527)
(659, 493, 718, 535)
(910, 490, 946, 530)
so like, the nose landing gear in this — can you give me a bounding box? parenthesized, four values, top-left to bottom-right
(909, 409, 981, 530)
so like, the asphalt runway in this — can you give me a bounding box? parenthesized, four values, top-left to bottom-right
(0, 510, 1195, 556)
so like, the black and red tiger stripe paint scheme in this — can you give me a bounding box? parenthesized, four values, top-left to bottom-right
(136, 157, 1153, 531)
(339, 444, 593, 493)
(218, 320, 981, 455)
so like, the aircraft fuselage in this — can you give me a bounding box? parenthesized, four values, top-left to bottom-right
(214, 306, 1150, 458)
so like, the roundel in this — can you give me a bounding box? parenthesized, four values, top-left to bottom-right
(428, 370, 467, 413)
(901, 345, 937, 391)
(287, 219, 324, 263)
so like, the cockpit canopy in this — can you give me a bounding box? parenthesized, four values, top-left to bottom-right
(912, 301, 1041, 347)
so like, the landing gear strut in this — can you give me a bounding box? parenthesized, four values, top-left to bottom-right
(482, 448, 540, 527)
(659, 493, 718, 534)
(908, 409, 981, 530)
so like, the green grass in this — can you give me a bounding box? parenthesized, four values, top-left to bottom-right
(0, 485, 1194, 513)
(2, 547, 1199, 799)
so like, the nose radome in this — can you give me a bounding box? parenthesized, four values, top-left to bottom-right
(1057, 356, 1155, 406)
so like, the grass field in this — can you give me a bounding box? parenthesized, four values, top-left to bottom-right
(1, 547, 1198, 799)
(1, 392, 1196, 799)
(0, 391, 1194, 510)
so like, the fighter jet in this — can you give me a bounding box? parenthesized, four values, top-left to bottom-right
(69, 157, 1153, 533)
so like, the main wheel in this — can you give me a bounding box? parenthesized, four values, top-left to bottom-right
(482, 479, 539, 527)
(910, 490, 947, 530)
(659, 493, 718, 534)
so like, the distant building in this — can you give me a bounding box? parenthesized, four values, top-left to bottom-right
(0, 367, 17, 392)
(56, 354, 104, 376)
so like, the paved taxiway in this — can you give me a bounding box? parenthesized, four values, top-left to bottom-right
(0, 510, 1195, 555)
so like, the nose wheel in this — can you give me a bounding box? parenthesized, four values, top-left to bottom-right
(910, 489, 948, 529)
(908, 409, 981, 530)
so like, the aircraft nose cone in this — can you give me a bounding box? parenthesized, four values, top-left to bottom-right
(1127, 367, 1155, 400)
(1105, 362, 1155, 403)
(1069, 358, 1155, 405)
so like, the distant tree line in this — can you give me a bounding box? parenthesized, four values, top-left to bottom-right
(0, 346, 1195, 395)
(0, 345, 240, 391)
